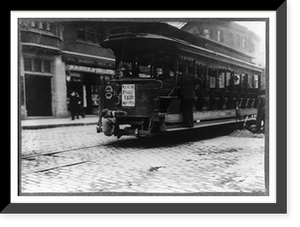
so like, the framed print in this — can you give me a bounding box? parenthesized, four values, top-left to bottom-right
(5, 2, 287, 214)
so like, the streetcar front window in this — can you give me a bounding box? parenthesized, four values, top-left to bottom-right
(115, 62, 154, 79)
(139, 65, 152, 78)
(113, 40, 176, 80)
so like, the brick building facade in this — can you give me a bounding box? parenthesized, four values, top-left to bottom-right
(181, 21, 265, 88)
(181, 21, 264, 67)
(19, 20, 124, 119)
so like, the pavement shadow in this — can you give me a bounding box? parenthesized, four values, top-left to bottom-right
(102, 123, 238, 149)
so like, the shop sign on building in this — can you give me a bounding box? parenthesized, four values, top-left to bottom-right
(66, 64, 114, 75)
(63, 55, 115, 68)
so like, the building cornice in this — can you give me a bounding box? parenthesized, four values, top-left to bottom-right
(20, 42, 115, 62)
(62, 50, 115, 62)
(21, 42, 62, 53)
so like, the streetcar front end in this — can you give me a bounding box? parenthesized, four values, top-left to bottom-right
(98, 78, 162, 137)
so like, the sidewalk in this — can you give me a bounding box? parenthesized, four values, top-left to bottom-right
(21, 115, 99, 129)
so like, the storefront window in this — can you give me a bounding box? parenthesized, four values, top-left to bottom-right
(91, 85, 99, 106)
(91, 84, 99, 93)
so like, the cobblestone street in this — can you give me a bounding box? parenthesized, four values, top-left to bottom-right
(21, 124, 266, 194)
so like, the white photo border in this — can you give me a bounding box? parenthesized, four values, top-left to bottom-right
(8, 8, 286, 213)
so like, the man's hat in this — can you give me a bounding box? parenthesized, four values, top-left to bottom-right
(101, 108, 109, 117)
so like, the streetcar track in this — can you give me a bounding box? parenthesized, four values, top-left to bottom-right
(21, 125, 238, 160)
(21, 144, 102, 160)
(34, 161, 88, 173)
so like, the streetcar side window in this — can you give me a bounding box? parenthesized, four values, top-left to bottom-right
(218, 71, 225, 88)
(226, 71, 232, 88)
(210, 76, 216, 88)
(241, 73, 247, 88)
(157, 68, 163, 76)
(208, 68, 217, 89)
(234, 73, 240, 85)
(248, 74, 253, 88)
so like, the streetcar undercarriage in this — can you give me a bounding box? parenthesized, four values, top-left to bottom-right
(112, 108, 257, 138)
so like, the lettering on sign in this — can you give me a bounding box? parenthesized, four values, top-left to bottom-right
(63, 56, 114, 68)
(67, 65, 114, 75)
(122, 84, 135, 107)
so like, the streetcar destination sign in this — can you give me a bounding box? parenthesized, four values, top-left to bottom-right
(122, 84, 135, 107)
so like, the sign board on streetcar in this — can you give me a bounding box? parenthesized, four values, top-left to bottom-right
(122, 84, 135, 107)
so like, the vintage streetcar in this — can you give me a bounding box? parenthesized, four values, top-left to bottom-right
(97, 22, 264, 138)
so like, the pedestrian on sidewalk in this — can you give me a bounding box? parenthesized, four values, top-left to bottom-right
(76, 92, 85, 119)
(69, 91, 78, 121)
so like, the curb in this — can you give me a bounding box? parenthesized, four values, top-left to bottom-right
(21, 121, 97, 130)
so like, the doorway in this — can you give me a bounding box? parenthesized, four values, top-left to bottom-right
(25, 74, 52, 116)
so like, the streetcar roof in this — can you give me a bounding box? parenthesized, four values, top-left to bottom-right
(105, 22, 252, 57)
(101, 22, 264, 72)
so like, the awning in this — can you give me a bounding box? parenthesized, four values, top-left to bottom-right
(62, 51, 115, 69)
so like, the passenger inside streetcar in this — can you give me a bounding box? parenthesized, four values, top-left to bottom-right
(157, 67, 175, 96)
(119, 64, 132, 79)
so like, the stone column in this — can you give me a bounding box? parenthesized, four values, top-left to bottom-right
(52, 55, 68, 117)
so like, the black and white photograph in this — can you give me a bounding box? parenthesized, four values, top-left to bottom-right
(7, 7, 288, 215)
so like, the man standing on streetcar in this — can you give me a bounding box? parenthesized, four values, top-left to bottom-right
(179, 66, 202, 127)
(256, 90, 265, 133)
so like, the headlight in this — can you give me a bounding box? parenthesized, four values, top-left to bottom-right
(105, 85, 113, 93)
